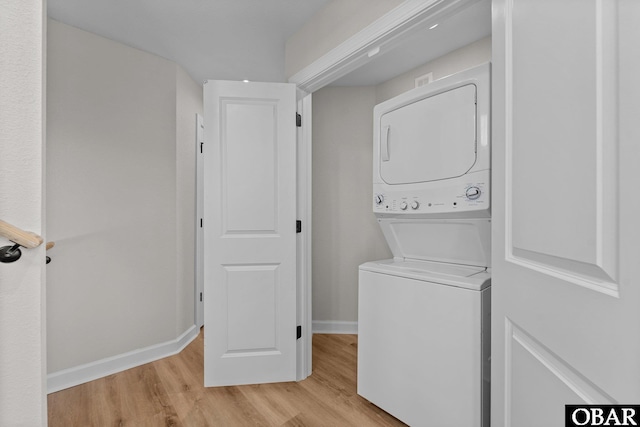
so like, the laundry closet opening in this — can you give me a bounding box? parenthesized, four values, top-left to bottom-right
(307, 3, 492, 423)
(310, 36, 492, 337)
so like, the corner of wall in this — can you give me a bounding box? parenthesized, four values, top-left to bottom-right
(175, 65, 203, 334)
(46, 22, 198, 384)
(47, 325, 199, 393)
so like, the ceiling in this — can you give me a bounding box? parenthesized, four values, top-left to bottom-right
(47, 0, 491, 88)
(47, 0, 330, 84)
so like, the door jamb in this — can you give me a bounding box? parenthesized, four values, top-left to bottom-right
(296, 90, 312, 380)
(195, 113, 204, 329)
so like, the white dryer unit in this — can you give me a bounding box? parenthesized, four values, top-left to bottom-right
(358, 63, 491, 427)
(373, 63, 490, 219)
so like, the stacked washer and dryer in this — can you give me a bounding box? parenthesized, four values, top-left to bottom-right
(357, 63, 491, 427)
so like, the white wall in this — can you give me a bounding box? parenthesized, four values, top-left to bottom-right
(376, 37, 492, 103)
(312, 86, 392, 324)
(46, 20, 201, 380)
(285, 0, 403, 79)
(310, 39, 491, 326)
(0, 1, 47, 425)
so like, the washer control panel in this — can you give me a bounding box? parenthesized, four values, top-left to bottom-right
(373, 181, 489, 215)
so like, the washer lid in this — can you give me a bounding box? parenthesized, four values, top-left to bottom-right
(360, 258, 491, 291)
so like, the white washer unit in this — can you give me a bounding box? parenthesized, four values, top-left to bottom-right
(357, 63, 491, 427)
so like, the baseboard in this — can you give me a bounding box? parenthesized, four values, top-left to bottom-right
(312, 320, 358, 334)
(47, 324, 200, 394)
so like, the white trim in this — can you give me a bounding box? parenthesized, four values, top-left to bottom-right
(47, 325, 200, 394)
(195, 113, 205, 328)
(288, 0, 479, 93)
(507, 318, 615, 405)
(312, 321, 358, 335)
(302, 93, 313, 376)
(296, 91, 313, 381)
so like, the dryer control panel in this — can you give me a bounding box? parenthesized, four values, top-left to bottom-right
(373, 176, 489, 217)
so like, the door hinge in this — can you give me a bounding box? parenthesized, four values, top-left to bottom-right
(296, 325, 302, 340)
(296, 113, 302, 127)
(296, 220, 302, 233)
(200, 292, 203, 302)
(200, 218, 203, 228)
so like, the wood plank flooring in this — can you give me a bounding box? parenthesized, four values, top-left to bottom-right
(48, 331, 406, 426)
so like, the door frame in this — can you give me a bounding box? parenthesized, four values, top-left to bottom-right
(195, 113, 204, 329)
(288, 0, 481, 93)
(296, 91, 313, 380)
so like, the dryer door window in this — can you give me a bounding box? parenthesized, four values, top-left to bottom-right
(379, 84, 477, 185)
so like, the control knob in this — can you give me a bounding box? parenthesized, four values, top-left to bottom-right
(374, 194, 384, 205)
(410, 201, 420, 210)
(400, 201, 408, 210)
(465, 186, 481, 200)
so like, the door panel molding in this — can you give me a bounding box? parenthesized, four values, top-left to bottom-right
(220, 98, 280, 235)
(504, 318, 615, 424)
(503, 0, 619, 297)
(223, 264, 280, 354)
(509, 249, 618, 297)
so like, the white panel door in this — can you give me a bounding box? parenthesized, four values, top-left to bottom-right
(203, 80, 297, 386)
(492, 1, 640, 426)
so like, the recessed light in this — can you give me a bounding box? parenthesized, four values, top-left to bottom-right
(242, 79, 250, 83)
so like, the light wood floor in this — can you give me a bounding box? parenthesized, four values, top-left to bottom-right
(48, 331, 406, 426)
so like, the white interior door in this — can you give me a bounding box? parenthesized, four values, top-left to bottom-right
(203, 80, 297, 386)
(492, 1, 640, 425)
